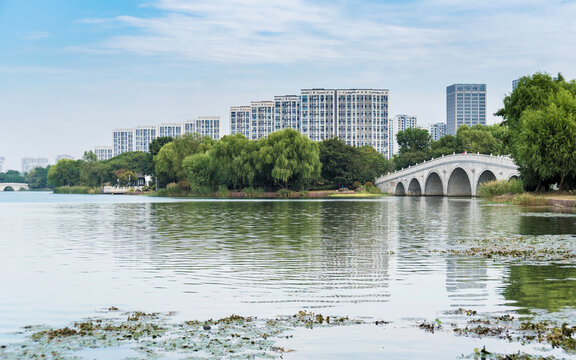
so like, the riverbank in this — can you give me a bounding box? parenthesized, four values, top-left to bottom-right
(150, 189, 388, 199)
(492, 193, 576, 210)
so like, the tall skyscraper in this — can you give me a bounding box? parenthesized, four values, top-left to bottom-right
(512, 78, 521, 91)
(446, 84, 486, 135)
(427, 122, 447, 142)
(94, 146, 113, 161)
(21, 157, 49, 173)
(0, 157, 5, 173)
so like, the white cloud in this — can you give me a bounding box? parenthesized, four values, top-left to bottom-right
(24, 31, 50, 40)
(73, 0, 576, 75)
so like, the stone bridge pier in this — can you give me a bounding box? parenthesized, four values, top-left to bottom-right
(375, 154, 520, 197)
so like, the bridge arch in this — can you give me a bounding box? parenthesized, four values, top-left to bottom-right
(508, 175, 519, 181)
(3, 186, 14, 191)
(476, 169, 497, 194)
(395, 182, 406, 196)
(424, 172, 443, 196)
(447, 167, 472, 197)
(407, 178, 422, 196)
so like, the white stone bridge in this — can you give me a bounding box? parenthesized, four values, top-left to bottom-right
(375, 153, 520, 197)
(0, 183, 29, 191)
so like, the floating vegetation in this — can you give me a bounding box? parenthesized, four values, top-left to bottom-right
(418, 309, 576, 359)
(430, 236, 576, 263)
(0, 309, 365, 360)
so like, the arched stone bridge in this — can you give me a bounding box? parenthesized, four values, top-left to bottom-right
(0, 183, 29, 191)
(375, 153, 520, 197)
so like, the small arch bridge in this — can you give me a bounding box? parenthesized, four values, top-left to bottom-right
(0, 183, 29, 191)
(375, 154, 519, 197)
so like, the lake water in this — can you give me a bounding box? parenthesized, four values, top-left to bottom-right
(1, 192, 575, 359)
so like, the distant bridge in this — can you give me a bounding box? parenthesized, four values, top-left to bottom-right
(375, 153, 520, 197)
(0, 183, 29, 191)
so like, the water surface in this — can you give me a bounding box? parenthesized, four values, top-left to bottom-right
(1, 192, 575, 358)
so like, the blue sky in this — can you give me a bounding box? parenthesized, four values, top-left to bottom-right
(2, 0, 576, 171)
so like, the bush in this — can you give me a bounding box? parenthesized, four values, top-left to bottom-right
(277, 189, 292, 198)
(156, 182, 187, 197)
(351, 181, 362, 189)
(191, 185, 214, 196)
(217, 185, 230, 197)
(53, 186, 95, 194)
(243, 187, 263, 197)
(477, 179, 524, 198)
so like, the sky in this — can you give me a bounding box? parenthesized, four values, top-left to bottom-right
(1, 0, 576, 171)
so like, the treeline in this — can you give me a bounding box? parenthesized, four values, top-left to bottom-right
(395, 72, 576, 192)
(0, 170, 26, 183)
(393, 124, 509, 171)
(44, 129, 390, 193)
(155, 128, 390, 193)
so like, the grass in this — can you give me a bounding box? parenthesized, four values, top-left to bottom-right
(477, 179, 524, 198)
(53, 186, 99, 194)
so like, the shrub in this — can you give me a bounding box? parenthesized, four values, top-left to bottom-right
(243, 187, 263, 197)
(351, 181, 362, 189)
(53, 186, 94, 194)
(477, 179, 524, 198)
(277, 189, 292, 198)
(217, 185, 230, 197)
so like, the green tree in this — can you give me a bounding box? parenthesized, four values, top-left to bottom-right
(183, 153, 215, 191)
(394, 128, 431, 170)
(255, 128, 321, 190)
(318, 137, 359, 187)
(0, 170, 26, 183)
(429, 134, 462, 158)
(515, 88, 576, 192)
(25, 166, 50, 189)
(456, 125, 499, 154)
(149, 136, 174, 156)
(154, 133, 213, 187)
(113, 168, 137, 186)
(397, 128, 431, 154)
(208, 134, 257, 189)
(356, 146, 390, 184)
(107, 151, 153, 175)
(47, 159, 82, 187)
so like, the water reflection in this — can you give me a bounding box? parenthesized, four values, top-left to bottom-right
(504, 265, 576, 313)
(1, 193, 576, 346)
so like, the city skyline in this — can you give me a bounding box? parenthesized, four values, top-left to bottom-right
(2, 0, 576, 170)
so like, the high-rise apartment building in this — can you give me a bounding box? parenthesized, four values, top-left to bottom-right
(230, 106, 251, 138)
(427, 122, 447, 142)
(274, 95, 301, 132)
(446, 84, 486, 135)
(230, 88, 389, 156)
(512, 78, 521, 91)
(113, 129, 134, 156)
(21, 157, 49, 173)
(0, 157, 5, 173)
(335, 89, 388, 154)
(94, 146, 113, 161)
(158, 123, 182, 138)
(184, 116, 221, 140)
(301, 89, 336, 142)
(134, 126, 157, 152)
(250, 101, 274, 141)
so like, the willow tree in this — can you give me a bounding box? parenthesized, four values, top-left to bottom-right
(255, 128, 321, 190)
(515, 88, 576, 192)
